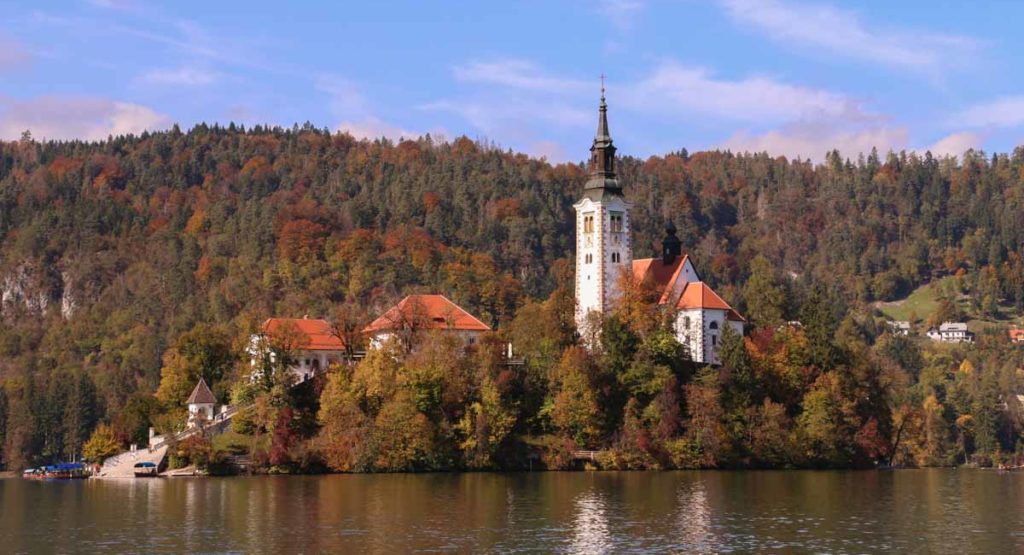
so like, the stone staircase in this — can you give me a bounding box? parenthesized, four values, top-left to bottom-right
(95, 445, 169, 478)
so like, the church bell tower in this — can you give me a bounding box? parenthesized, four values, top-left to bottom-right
(574, 85, 632, 336)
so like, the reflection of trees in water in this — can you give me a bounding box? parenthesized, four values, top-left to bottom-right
(675, 480, 714, 553)
(570, 490, 611, 554)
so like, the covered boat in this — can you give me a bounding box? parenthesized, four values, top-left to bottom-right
(133, 461, 159, 477)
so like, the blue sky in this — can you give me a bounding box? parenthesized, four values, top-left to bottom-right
(3, 0, 1024, 162)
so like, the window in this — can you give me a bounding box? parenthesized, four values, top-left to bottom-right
(583, 213, 595, 234)
(611, 252, 620, 264)
(610, 212, 623, 233)
(584, 253, 593, 264)
(709, 321, 719, 330)
(683, 316, 691, 329)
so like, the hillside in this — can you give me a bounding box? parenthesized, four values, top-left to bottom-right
(2, 126, 1024, 469)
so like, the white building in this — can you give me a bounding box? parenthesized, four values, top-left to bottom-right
(573, 90, 744, 364)
(249, 317, 348, 382)
(926, 322, 974, 343)
(888, 321, 911, 336)
(186, 378, 216, 427)
(362, 294, 491, 350)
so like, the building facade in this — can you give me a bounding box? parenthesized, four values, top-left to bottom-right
(926, 322, 974, 343)
(249, 317, 348, 382)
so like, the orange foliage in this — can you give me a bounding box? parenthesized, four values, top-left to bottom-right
(277, 218, 327, 263)
(47, 156, 83, 181)
(423, 191, 440, 213)
(493, 198, 522, 221)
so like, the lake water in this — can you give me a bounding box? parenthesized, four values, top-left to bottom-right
(1, 469, 1022, 554)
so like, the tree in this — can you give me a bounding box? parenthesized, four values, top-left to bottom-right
(82, 424, 121, 463)
(550, 348, 602, 447)
(743, 256, 784, 329)
(155, 324, 235, 407)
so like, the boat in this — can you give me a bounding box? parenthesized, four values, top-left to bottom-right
(133, 461, 159, 477)
(24, 463, 90, 480)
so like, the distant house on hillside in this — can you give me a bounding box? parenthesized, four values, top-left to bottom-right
(926, 322, 974, 343)
(888, 321, 911, 336)
(363, 294, 490, 350)
(1009, 328, 1024, 344)
(248, 317, 348, 382)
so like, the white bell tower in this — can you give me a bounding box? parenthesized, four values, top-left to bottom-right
(574, 87, 631, 336)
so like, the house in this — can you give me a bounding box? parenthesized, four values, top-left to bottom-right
(1009, 328, 1024, 344)
(888, 321, 911, 336)
(572, 89, 744, 364)
(926, 322, 974, 343)
(363, 294, 491, 349)
(186, 378, 216, 427)
(249, 317, 348, 382)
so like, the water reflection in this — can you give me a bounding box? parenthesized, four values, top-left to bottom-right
(2, 470, 1024, 554)
(570, 490, 611, 554)
(675, 478, 713, 552)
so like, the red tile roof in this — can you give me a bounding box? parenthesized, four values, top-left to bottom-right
(363, 294, 491, 334)
(676, 281, 745, 322)
(1010, 328, 1024, 341)
(262, 317, 345, 351)
(632, 255, 691, 305)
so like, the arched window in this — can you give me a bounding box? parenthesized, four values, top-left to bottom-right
(683, 316, 691, 329)
(709, 321, 719, 330)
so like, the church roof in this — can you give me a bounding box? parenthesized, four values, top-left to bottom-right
(632, 254, 692, 305)
(363, 294, 491, 334)
(676, 281, 745, 322)
(187, 378, 216, 406)
(262, 317, 345, 351)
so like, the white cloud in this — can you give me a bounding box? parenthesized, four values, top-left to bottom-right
(422, 98, 590, 133)
(718, 0, 980, 71)
(596, 0, 646, 30)
(627, 60, 863, 123)
(316, 74, 369, 119)
(720, 123, 908, 161)
(951, 96, 1024, 128)
(527, 140, 569, 162)
(138, 66, 219, 86)
(0, 96, 171, 141)
(453, 59, 588, 93)
(925, 131, 982, 158)
(336, 117, 423, 142)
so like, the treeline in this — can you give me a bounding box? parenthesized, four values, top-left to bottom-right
(1, 125, 1024, 468)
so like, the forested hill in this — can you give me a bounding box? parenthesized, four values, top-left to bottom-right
(1, 124, 1024, 467)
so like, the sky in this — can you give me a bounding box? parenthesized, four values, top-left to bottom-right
(3, 0, 1024, 163)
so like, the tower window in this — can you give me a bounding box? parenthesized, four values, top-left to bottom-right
(709, 321, 719, 330)
(584, 254, 593, 264)
(610, 212, 623, 233)
(611, 252, 621, 264)
(583, 214, 595, 234)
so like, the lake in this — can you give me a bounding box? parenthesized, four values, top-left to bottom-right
(1, 469, 1021, 553)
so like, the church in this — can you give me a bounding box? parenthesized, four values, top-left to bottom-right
(573, 90, 744, 364)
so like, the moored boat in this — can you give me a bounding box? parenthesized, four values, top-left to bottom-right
(24, 463, 90, 480)
(133, 461, 159, 477)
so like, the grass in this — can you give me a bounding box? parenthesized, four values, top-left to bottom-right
(877, 275, 1024, 331)
(877, 277, 953, 323)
